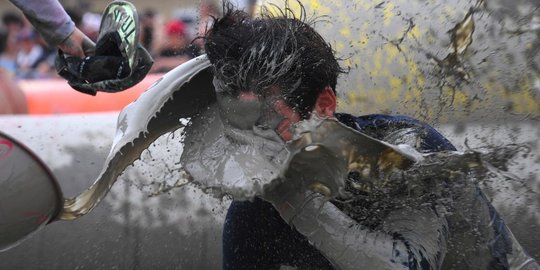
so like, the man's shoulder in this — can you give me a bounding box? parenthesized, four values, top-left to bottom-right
(335, 113, 456, 152)
(335, 113, 423, 129)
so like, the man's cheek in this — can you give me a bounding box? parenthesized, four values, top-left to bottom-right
(276, 119, 293, 141)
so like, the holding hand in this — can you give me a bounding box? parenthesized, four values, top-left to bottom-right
(57, 28, 95, 58)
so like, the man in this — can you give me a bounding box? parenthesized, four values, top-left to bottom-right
(203, 5, 539, 270)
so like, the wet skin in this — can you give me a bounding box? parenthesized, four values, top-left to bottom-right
(238, 86, 336, 141)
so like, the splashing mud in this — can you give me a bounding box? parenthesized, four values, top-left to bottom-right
(124, 113, 535, 237)
(263, 0, 539, 122)
(162, 104, 534, 224)
(333, 145, 533, 229)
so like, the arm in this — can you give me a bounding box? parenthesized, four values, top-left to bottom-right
(262, 115, 454, 269)
(270, 190, 448, 270)
(8, 0, 94, 57)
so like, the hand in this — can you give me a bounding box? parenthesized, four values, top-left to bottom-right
(55, 44, 154, 95)
(262, 178, 327, 224)
(58, 28, 95, 58)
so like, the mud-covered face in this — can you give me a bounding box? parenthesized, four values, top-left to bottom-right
(214, 78, 301, 141)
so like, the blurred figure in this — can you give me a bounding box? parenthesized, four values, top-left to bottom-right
(2, 11, 24, 35)
(0, 68, 27, 114)
(174, 7, 198, 38)
(151, 20, 199, 73)
(32, 33, 57, 79)
(0, 30, 17, 77)
(193, 0, 219, 51)
(0, 14, 27, 113)
(15, 28, 44, 79)
(1, 12, 24, 76)
(66, 7, 100, 43)
(140, 9, 156, 52)
(140, 8, 164, 57)
(81, 12, 101, 42)
(160, 20, 192, 57)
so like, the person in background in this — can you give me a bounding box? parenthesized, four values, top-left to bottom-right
(15, 29, 43, 79)
(81, 11, 101, 43)
(66, 7, 100, 44)
(1, 12, 24, 76)
(31, 33, 58, 79)
(140, 9, 157, 54)
(0, 67, 27, 114)
(1, 11, 24, 37)
(0, 67, 28, 114)
(0, 31, 17, 77)
(0, 25, 26, 114)
(151, 20, 199, 73)
(139, 8, 164, 57)
(193, 0, 219, 51)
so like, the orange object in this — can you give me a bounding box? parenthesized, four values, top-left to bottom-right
(19, 74, 162, 115)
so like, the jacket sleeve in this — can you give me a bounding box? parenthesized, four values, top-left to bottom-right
(272, 191, 448, 270)
(9, 0, 75, 47)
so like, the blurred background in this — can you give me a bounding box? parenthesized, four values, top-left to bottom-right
(0, 0, 538, 269)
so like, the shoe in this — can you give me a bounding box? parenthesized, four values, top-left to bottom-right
(97, 0, 140, 74)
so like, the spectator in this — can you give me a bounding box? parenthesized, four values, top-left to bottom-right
(0, 30, 17, 77)
(31, 33, 57, 79)
(2, 11, 24, 34)
(0, 67, 27, 114)
(151, 20, 198, 73)
(160, 20, 195, 57)
(15, 28, 44, 79)
(66, 7, 100, 43)
(1, 11, 24, 77)
(81, 12, 101, 42)
(193, 0, 219, 51)
(0, 12, 27, 112)
(140, 8, 164, 56)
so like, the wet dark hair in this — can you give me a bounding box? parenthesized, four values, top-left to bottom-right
(204, 1, 343, 118)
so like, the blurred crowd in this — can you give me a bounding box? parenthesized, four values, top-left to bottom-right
(0, 0, 257, 81)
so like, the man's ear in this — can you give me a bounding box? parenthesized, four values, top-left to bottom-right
(314, 86, 336, 117)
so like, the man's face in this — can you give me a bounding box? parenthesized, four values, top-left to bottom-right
(236, 89, 301, 142)
(271, 98, 301, 141)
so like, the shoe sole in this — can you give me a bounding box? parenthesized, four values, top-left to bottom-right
(98, 1, 140, 74)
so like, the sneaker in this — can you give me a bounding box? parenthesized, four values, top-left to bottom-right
(97, 0, 140, 75)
